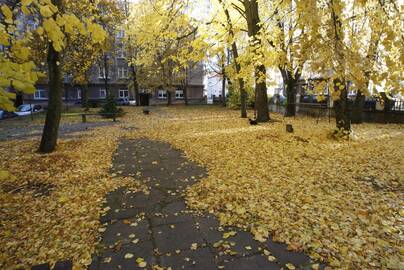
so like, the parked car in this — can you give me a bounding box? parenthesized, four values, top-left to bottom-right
(15, 104, 43, 116)
(129, 98, 136, 106)
(117, 98, 129, 106)
(116, 98, 129, 106)
(271, 94, 286, 105)
(0, 110, 17, 120)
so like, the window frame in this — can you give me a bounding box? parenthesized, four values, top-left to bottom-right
(34, 89, 47, 100)
(118, 67, 129, 79)
(99, 89, 107, 99)
(119, 89, 129, 98)
(175, 90, 184, 99)
(98, 67, 109, 79)
(157, 90, 168, 99)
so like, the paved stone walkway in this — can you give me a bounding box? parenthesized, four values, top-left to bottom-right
(89, 138, 324, 270)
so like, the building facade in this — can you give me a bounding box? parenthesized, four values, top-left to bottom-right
(24, 30, 205, 107)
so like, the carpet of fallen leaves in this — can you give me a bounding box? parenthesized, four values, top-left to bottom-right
(0, 106, 403, 270)
(0, 124, 144, 269)
(124, 106, 403, 270)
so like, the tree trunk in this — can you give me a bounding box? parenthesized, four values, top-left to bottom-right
(131, 65, 140, 106)
(184, 86, 188, 105)
(255, 65, 269, 122)
(103, 54, 109, 96)
(243, 0, 269, 122)
(330, 2, 350, 132)
(221, 60, 226, 107)
(14, 92, 23, 107)
(219, 0, 246, 117)
(81, 84, 89, 111)
(285, 80, 296, 117)
(281, 68, 298, 117)
(334, 79, 351, 131)
(240, 79, 247, 118)
(39, 36, 62, 153)
(351, 90, 364, 124)
(167, 90, 171, 106)
(184, 68, 188, 105)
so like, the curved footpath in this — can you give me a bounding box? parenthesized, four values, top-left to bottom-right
(87, 138, 324, 270)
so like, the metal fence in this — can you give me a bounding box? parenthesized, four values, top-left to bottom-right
(269, 101, 404, 124)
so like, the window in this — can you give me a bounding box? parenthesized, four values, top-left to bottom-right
(119, 89, 129, 98)
(99, 89, 106, 99)
(34, 89, 47, 100)
(98, 67, 109, 79)
(157, 90, 167, 99)
(116, 30, 125, 38)
(175, 90, 184, 99)
(77, 89, 81, 99)
(118, 67, 129, 79)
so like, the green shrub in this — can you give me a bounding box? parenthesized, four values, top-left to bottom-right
(99, 94, 124, 118)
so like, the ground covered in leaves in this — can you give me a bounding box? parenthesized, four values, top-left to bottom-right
(0, 106, 403, 269)
(0, 120, 144, 269)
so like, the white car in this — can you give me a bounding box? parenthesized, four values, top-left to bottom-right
(15, 104, 44, 116)
(129, 98, 136, 106)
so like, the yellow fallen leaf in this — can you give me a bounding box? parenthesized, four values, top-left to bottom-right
(136, 257, 147, 268)
(286, 263, 296, 270)
(268, 256, 276, 262)
(223, 231, 237, 239)
(124, 253, 134, 259)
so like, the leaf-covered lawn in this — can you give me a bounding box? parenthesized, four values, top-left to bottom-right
(128, 107, 403, 269)
(0, 106, 402, 269)
(0, 124, 143, 269)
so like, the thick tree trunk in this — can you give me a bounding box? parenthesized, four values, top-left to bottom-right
(351, 90, 364, 124)
(285, 80, 296, 117)
(255, 65, 270, 122)
(39, 40, 62, 153)
(331, 3, 350, 132)
(334, 80, 351, 131)
(81, 84, 89, 111)
(131, 65, 140, 106)
(243, 0, 269, 122)
(184, 85, 188, 105)
(14, 92, 23, 107)
(239, 78, 247, 118)
(281, 68, 298, 117)
(167, 91, 171, 106)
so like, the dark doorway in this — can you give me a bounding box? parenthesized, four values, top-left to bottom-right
(139, 93, 150, 106)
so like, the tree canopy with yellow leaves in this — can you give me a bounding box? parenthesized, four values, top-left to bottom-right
(125, 0, 208, 104)
(1, 0, 402, 150)
(201, 0, 402, 129)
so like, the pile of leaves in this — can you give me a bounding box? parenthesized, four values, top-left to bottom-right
(0, 126, 143, 269)
(125, 107, 403, 270)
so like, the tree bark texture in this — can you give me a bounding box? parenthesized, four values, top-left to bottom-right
(243, 0, 269, 122)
